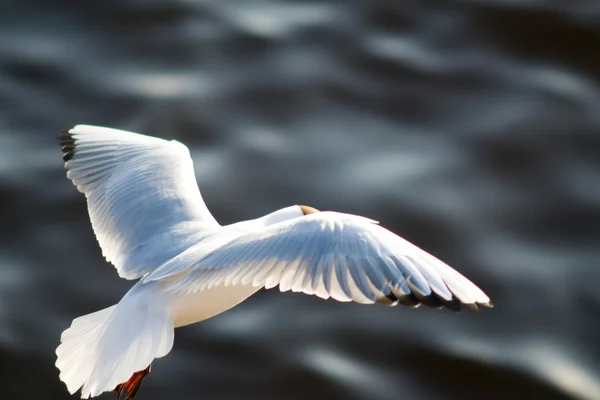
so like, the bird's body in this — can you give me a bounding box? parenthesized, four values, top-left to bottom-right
(56, 125, 492, 399)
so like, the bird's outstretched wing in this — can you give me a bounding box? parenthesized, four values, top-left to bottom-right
(59, 125, 220, 279)
(146, 212, 492, 311)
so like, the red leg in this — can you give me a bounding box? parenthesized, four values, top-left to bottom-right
(113, 365, 151, 400)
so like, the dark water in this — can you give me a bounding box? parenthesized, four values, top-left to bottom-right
(1, 1, 600, 399)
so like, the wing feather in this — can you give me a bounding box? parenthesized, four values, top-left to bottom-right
(145, 212, 491, 311)
(59, 125, 219, 279)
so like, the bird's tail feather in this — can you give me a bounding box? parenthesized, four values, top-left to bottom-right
(56, 283, 174, 398)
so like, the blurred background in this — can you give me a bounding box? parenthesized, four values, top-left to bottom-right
(1, 0, 600, 399)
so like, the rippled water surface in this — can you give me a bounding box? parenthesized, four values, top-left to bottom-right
(2, 1, 600, 399)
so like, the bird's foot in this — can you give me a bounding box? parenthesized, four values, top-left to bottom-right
(113, 364, 151, 400)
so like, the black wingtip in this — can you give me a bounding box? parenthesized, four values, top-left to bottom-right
(62, 151, 75, 162)
(406, 279, 460, 311)
(463, 300, 494, 311)
(58, 126, 77, 162)
(57, 126, 75, 140)
(377, 291, 420, 307)
(385, 282, 492, 312)
(442, 297, 463, 312)
(380, 291, 470, 312)
(480, 300, 494, 309)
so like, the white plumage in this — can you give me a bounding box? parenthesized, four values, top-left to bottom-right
(56, 125, 492, 399)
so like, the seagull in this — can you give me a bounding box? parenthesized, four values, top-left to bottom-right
(55, 125, 492, 399)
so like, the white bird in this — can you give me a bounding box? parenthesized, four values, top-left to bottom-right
(56, 125, 492, 399)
